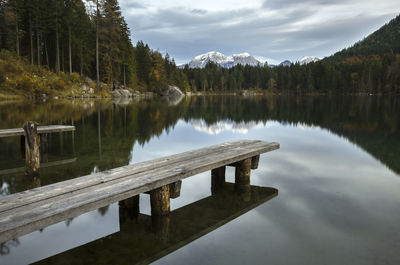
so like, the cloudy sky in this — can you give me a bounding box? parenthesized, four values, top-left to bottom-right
(119, 0, 399, 65)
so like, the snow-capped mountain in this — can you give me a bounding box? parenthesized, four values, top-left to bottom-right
(299, 56, 320, 65)
(279, 60, 292, 67)
(187, 51, 262, 68)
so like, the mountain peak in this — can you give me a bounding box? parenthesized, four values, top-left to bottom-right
(188, 51, 261, 68)
(299, 56, 321, 65)
(279, 60, 292, 67)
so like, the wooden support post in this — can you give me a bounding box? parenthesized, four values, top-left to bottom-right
(169, 181, 182, 199)
(211, 166, 226, 194)
(119, 195, 140, 226)
(251, 155, 260, 169)
(150, 185, 170, 216)
(23, 121, 40, 176)
(235, 158, 251, 201)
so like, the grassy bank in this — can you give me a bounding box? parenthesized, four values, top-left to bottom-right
(0, 50, 115, 99)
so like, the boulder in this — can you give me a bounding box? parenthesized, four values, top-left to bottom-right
(161, 85, 184, 106)
(111, 89, 132, 98)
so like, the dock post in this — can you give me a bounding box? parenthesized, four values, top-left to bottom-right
(150, 185, 170, 216)
(235, 158, 251, 201)
(211, 166, 226, 194)
(251, 155, 260, 169)
(23, 121, 40, 176)
(169, 181, 182, 199)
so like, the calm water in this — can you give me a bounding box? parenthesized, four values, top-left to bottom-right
(0, 96, 399, 265)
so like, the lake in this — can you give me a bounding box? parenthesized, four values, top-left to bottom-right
(0, 95, 399, 265)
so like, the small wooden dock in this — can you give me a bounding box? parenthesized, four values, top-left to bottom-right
(0, 125, 75, 138)
(0, 122, 76, 176)
(0, 140, 279, 243)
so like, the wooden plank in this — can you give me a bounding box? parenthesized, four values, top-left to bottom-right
(0, 140, 277, 215)
(0, 140, 279, 242)
(0, 125, 75, 138)
(0, 141, 278, 221)
(0, 140, 259, 213)
(0, 140, 272, 215)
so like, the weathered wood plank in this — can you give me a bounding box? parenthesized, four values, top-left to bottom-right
(0, 140, 279, 243)
(0, 125, 75, 138)
(0, 140, 259, 213)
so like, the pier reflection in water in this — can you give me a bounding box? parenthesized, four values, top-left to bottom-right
(35, 182, 277, 265)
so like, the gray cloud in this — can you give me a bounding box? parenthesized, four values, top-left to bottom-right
(122, 2, 146, 9)
(262, 0, 350, 10)
(191, 9, 207, 15)
(121, 1, 400, 64)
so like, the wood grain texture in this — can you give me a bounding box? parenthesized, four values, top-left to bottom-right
(0, 140, 280, 243)
(150, 185, 171, 216)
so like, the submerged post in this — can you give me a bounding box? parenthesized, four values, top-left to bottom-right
(251, 155, 260, 169)
(150, 185, 170, 216)
(23, 121, 40, 176)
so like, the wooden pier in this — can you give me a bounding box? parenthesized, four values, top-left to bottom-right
(0, 140, 279, 243)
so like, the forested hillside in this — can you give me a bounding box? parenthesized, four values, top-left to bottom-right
(183, 14, 400, 95)
(329, 14, 400, 61)
(0, 0, 187, 97)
